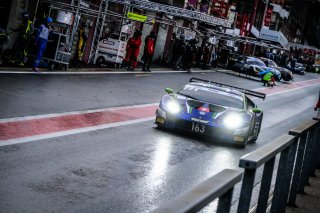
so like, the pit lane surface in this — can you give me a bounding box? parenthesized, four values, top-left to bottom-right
(0, 70, 319, 212)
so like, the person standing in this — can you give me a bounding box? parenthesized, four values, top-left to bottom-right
(202, 42, 211, 69)
(172, 34, 186, 70)
(124, 30, 142, 71)
(290, 56, 296, 72)
(195, 43, 204, 68)
(73, 23, 88, 68)
(183, 38, 198, 72)
(210, 45, 218, 68)
(33, 17, 53, 72)
(13, 12, 33, 66)
(142, 31, 156, 72)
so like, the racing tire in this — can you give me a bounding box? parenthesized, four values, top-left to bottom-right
(251, 113, 263, 143)
(248, 67, 255, 76)
(236, 142, 246, 149)
(154, 124, 166, 131)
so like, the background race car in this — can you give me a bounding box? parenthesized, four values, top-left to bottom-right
(155, 78, 266, 148)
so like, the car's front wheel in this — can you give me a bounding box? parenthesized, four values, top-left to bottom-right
(251, 114, 263, 143)
(248, 67, 255, 76)
(236, 140, 247, 149)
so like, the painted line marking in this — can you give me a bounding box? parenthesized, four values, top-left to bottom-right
(0, 117, 154, 147)
(0, 70, 216, 75)
(0, 103, 158, 123)
(0, 105, 158, 141)
(0, 79, 320, 147)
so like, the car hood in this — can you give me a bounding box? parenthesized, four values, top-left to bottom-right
(160, 94, 250, 126)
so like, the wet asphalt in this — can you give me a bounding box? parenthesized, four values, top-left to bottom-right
(0, 70, 320, 212)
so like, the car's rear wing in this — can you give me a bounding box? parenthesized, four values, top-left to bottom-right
(190, 77, 266, 100)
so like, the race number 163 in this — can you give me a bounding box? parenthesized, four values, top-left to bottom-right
(191, 123, 205, 133)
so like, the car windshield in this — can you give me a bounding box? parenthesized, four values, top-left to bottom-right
(247, 59, 266, 67)
(177, 84, 244, 109)
(268, 60, 277, 67)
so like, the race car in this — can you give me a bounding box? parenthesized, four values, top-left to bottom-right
(155, 78, 266, 148)
(230, 56, 282, 81)
(243, 57, 282, 81)
(259, 57, 293, 81)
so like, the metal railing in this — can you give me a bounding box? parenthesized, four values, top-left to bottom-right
(153, 116, 320, 213)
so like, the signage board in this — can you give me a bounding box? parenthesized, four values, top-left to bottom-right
(226, 40, 234, 47)
(127, 12, 147, 22)
(96, 38, 127, 64)
(209, 36, 217, 44)
(259, 29, 288, 48)
(56, 10, 73, 25)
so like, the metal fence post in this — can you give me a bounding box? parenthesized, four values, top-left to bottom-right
(270, 146, 289, 213)
(300, 129, 315, 188)
(288, 135, 307, 205)
(237, 169, 256, 213)
(278, 140, 298, 212)
(313, 125, 320, 170)
(312, 117, 320, 170)
(238, 135, 294, 213)
(256, 157, 275, 213)
(216, 187, 234, 213)
(152, 169, 243, 213)
(310, 128, 318, 176)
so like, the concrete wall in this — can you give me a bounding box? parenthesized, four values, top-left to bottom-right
(153, 23, 169, 62)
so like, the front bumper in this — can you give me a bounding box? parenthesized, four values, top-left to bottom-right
(155, 109, 249, 145)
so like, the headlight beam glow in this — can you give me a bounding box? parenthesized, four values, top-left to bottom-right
(223, 113, 243, 129)
(166, 100, 180, 114)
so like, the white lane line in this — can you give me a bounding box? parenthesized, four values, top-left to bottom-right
(0, 103, 158, 123)
(0, 117, 155, 147)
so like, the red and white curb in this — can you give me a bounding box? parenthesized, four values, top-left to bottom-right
(0, 104, 158, 147)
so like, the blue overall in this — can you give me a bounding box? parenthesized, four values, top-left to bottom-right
(33, 25, 49, 68)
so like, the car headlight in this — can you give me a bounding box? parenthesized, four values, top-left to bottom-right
(166, 100, 181, 114)
(223, 113, 243, 129)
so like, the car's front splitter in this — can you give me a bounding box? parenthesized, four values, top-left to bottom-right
(155, 114, 249, 145)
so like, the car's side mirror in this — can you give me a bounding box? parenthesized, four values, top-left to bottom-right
(165, 88, 174, 94)
(252, 108, 262, 113)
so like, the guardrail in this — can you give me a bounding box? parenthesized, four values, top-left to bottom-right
(153, 116, 320, 213)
